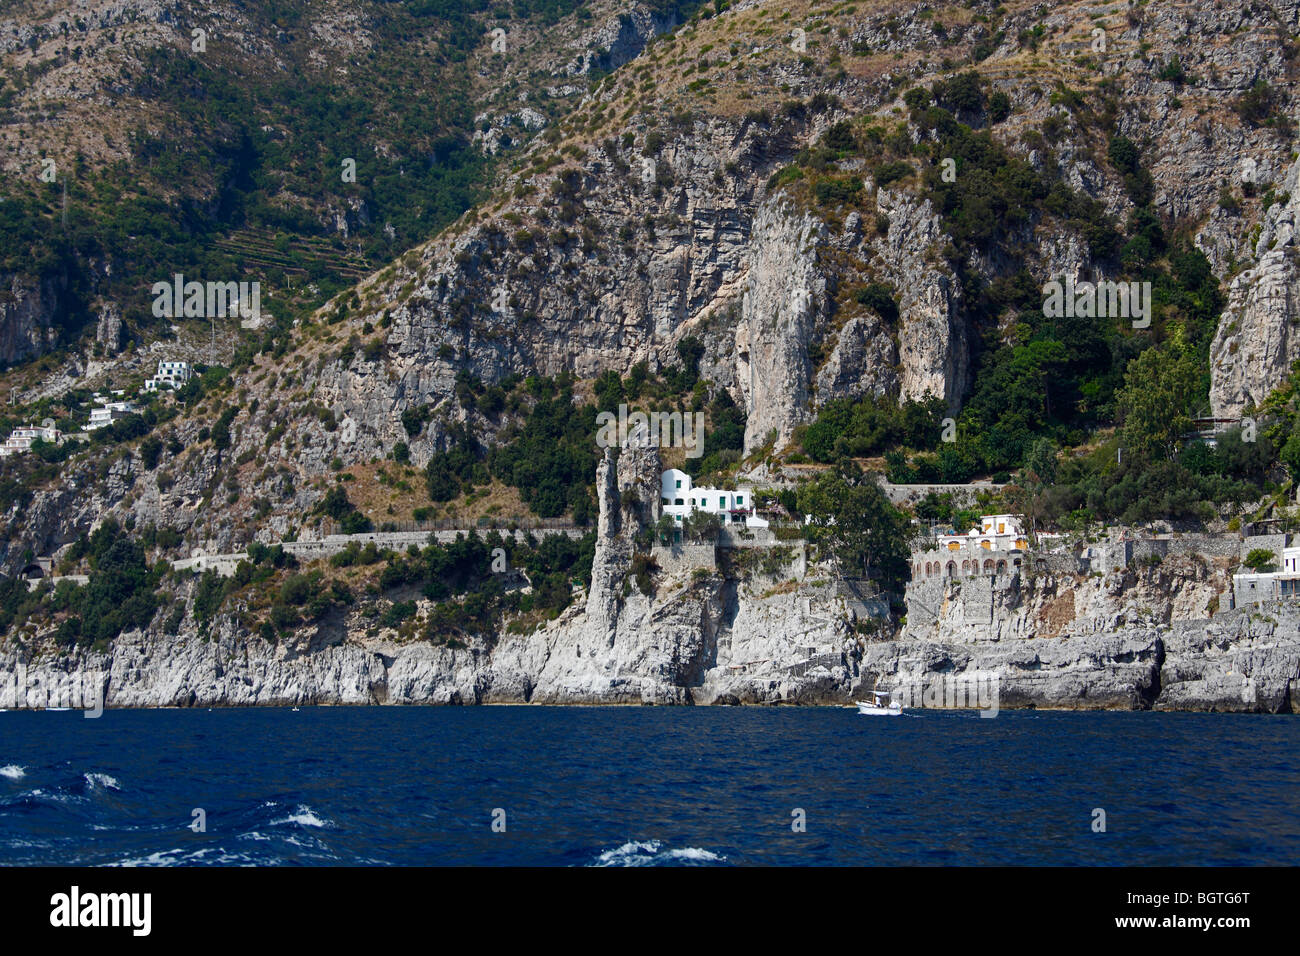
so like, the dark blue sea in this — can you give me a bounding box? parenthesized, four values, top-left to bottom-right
(0, 707, 1296, 866)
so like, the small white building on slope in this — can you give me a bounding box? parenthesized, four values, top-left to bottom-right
(0, 424, 63, 457)
(87, 400, 138, 431)
(1232, 544, 1300, 607)
(660, 469, 768, 529)
(145, 361, 194, 392)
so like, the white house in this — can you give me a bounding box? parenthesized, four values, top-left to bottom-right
(936, 513, 1029, 553)
(1232, 544, 1300, 607)
(660, 469, 768, 529)
(915, 513, 1031, 581)
(145, 361, 194, 392)
(86, 400, 137, 431)
(0, 424, 63, 457)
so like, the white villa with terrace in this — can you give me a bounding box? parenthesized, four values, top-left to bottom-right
(0, 423, 63, 457)
(937, 514, 1029, 552)
(915, 513, 1030, 580)
(660, 469, 769, 529)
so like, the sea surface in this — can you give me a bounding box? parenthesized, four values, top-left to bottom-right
(0, 707, 1296, 866)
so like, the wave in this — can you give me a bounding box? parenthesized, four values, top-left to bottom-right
(109, 847, 268, 867)
(1, 771, 119, 810)
(83, 773, 121, 792)
(269, 805, 330, 828)
(590, 839, 725, 867)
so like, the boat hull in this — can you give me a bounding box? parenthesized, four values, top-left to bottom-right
(856, 701, 902, 716)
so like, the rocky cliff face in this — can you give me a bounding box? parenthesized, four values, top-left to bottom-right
(14, 0, 1300, 552)
(0, 274, 64, 366)
(6, 559, 1294, 712)
(873, 187, 969, 410)
(885, 553, 1300, 711)
(735, 197, 825, 454)
(860, 607, 1300, 712)
(1210, 158, 1300, 417)
(904, 553, 1230, 644)
(0, 437, 855, 708)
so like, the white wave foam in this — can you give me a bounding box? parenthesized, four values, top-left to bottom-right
(271, 805, 329, 828)
(591, 839, 725, 867)
(83, 773, 120, 791)
(27, 787, 77, 804)
(110, 847, 262, 867)
(0, 765, 25, 780)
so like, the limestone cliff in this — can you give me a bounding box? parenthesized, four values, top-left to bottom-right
(1210, 158, 1300, 417)
(0, 274, 64, 366)
(735, 197, 825, 455)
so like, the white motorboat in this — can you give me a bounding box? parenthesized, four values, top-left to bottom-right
(856, 690, 902, 716)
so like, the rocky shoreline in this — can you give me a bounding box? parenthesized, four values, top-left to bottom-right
(2, 605, 1296, 712)
(4, 445, 1296, 714)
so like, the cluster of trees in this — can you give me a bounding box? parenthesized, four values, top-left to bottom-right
(913, 491, 981, 532)
(1027, 428, 1272, 527)
(685, 389, 746, 478)
(0, 574, 38, 641)
(800, 396, 946, 463)
(485, 378, 600, 520)
(422, 360, 747, 521)
(184, 528, 594, 645)
(192, 543, 326, 638)
(796, 465, 910, 592)
(377, 531, 595, 641)
(424, 421, 490, 503)
(591, 341, 745, 478)
(36, 521, 164, 648)
(316, 485, 374, 534)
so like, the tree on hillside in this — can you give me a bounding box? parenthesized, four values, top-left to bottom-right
(796, 465, 909, 589)
(1023, 437, 1059, 487)
(1115, 344, 1200, 463)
